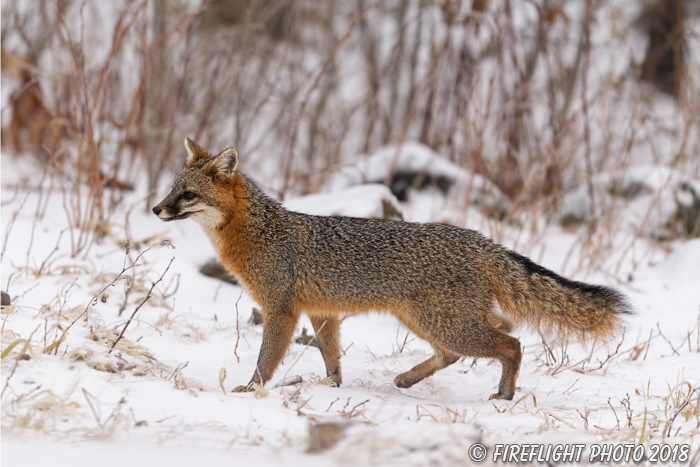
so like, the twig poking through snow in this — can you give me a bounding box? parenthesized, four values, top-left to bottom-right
(608, 398, 620, 431)
(44, 239, 175, 355)
(234, 289, 243, 363)
(1, 192, 30, 262)
(37, 229, 66, 277)
(1, 325, 40, 397)
(219, 368, 227, 395)
(344, 399, 370, 419)
(110, 256, 175, 352)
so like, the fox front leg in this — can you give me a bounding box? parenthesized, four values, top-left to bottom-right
(233, 310, 299, 392)
(308, 316, 342, 386)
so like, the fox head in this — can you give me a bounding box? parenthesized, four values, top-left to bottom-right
(152, 138, 240, 230)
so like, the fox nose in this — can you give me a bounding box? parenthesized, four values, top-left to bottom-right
(152, 206, 162, 215)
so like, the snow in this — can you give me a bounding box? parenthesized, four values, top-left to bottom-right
(284, 183, 401, 220)
(2, 149, 699, 466)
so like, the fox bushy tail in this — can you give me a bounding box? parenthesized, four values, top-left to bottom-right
(491, 250, 632, 342)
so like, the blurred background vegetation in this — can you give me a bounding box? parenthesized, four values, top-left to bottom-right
(2, 0, 698, 258)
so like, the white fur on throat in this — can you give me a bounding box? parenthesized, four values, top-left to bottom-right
(189, 206, 225, 247)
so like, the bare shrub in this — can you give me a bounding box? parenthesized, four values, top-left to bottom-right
(2, 0, 698, 269)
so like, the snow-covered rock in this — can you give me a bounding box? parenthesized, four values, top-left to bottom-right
(560, 164, 700, 238)
(285, 183, 403, 220)
(675, 180, 700, 237)
(327, 142, 510, 218)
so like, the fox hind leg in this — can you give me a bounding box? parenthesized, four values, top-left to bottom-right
(394, 348, 460, 389)
(450, 328, 522, 400)
(484, 332, 522, 400)
(402, 304, 523, 400)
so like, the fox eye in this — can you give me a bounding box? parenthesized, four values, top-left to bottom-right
(182, 191, 197, 201)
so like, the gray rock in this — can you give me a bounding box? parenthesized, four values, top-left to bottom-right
(249, 307, 263, 325)
(295, 327, 320, 349)
(1, 291, 10, 307)
(307, 420, 355, 453)
(272, 375, 303, 388)
(676, 181, 700, 237)
(199, 259, 238, 285)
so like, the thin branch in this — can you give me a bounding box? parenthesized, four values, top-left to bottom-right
(110, 256, 175, 352)
(44, 240, 173, 355)
(581, 0, 597, 233)
(234, 289, 243, 363)
(2, 325, 41, 397)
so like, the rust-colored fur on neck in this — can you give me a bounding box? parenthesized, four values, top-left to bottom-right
(208, 173, 260, 291)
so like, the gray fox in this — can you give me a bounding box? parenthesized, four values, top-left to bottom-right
(153, 138, 631, 400)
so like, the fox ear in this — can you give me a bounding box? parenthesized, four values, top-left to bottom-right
(206, 147, 239, 178)
(184, 137, 210, 166)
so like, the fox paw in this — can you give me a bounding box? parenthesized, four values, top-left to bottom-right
(233, 384, 254, 393)
(394, 374, 416, 389)
(328, 370, 343, 387)
(488, 391, 514, 401)
(328, 377, 343, 388)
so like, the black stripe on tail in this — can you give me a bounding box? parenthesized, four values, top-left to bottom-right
(505, 250, 633, 316)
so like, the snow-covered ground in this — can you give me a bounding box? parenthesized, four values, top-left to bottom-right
(2, 149, 699, 467)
